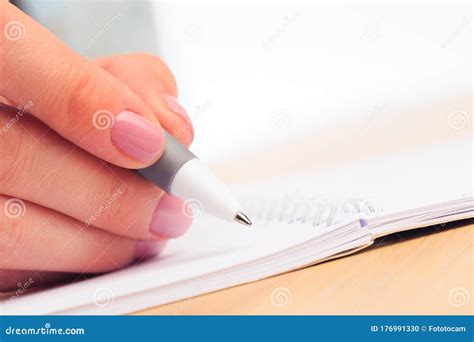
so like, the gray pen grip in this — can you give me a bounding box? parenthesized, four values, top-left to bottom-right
(138, 132, 196, 192)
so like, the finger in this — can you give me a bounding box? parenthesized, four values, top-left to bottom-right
(0, 3, 165, 168)
(96, 53, 194, 147)
(0, 195, 136, 273)
(96, 53, 179, 98)
(0, 195, 166, 272)
(0, 106, 191, 241)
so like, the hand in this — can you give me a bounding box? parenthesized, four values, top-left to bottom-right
(0, 2, 194, 291)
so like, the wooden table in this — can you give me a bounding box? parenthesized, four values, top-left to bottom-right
(140, 221, 473, 315)
(138, 94, 473, 315)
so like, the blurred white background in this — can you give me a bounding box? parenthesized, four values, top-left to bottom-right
(19, 1, 472, 162)
(151, 2, 471, 161)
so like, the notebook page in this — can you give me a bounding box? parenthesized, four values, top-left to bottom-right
(235, 137, 472, 227)
(2, 216, 364, 314)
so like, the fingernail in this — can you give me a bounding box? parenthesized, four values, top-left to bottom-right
(161, 93, 194, 129)
(135, 240, 167, 260)
(110, 110, 164, 163)
(150, 194, 192, 239)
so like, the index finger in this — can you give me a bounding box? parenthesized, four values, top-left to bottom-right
(0, 2, 165, 168)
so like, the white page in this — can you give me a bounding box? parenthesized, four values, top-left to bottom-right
(2, 217, 364, 314)
(236, 137, 473, 227)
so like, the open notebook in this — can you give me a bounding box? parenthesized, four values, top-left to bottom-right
(1, 137, 472, 314)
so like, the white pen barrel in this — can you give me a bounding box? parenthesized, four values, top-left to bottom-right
(139, 132, 242, 221)
(171, 158, 242, 220)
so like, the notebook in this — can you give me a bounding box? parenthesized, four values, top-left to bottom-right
(1, 137, 472, 314)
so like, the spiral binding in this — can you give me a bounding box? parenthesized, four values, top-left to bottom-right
(241, 194, 382, 228)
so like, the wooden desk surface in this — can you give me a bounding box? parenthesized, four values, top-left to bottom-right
(137, 95, 473, 315)
(140, 221, 473, 315)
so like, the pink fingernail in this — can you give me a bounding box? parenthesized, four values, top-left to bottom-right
(150, 194, 192, 239)
(161, 93, 193, 128)
(135, 240, 167, 260)
(110, 110, 164, 163)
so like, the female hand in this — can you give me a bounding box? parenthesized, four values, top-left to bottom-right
(0, 2, 194, 291)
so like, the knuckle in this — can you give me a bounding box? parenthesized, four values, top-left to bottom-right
(128, 53, 178, 92)
(45, 65, 101, 132)
(85, 178, 130, 232)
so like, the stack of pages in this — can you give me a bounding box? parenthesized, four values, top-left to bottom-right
(1, 137, 472, 314)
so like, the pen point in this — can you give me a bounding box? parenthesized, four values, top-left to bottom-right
(234, 211, 253, 227)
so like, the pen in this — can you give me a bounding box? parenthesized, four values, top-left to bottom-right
(139, 132, 252, 226)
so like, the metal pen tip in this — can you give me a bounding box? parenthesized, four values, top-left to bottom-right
(234, 211, 253, 227)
